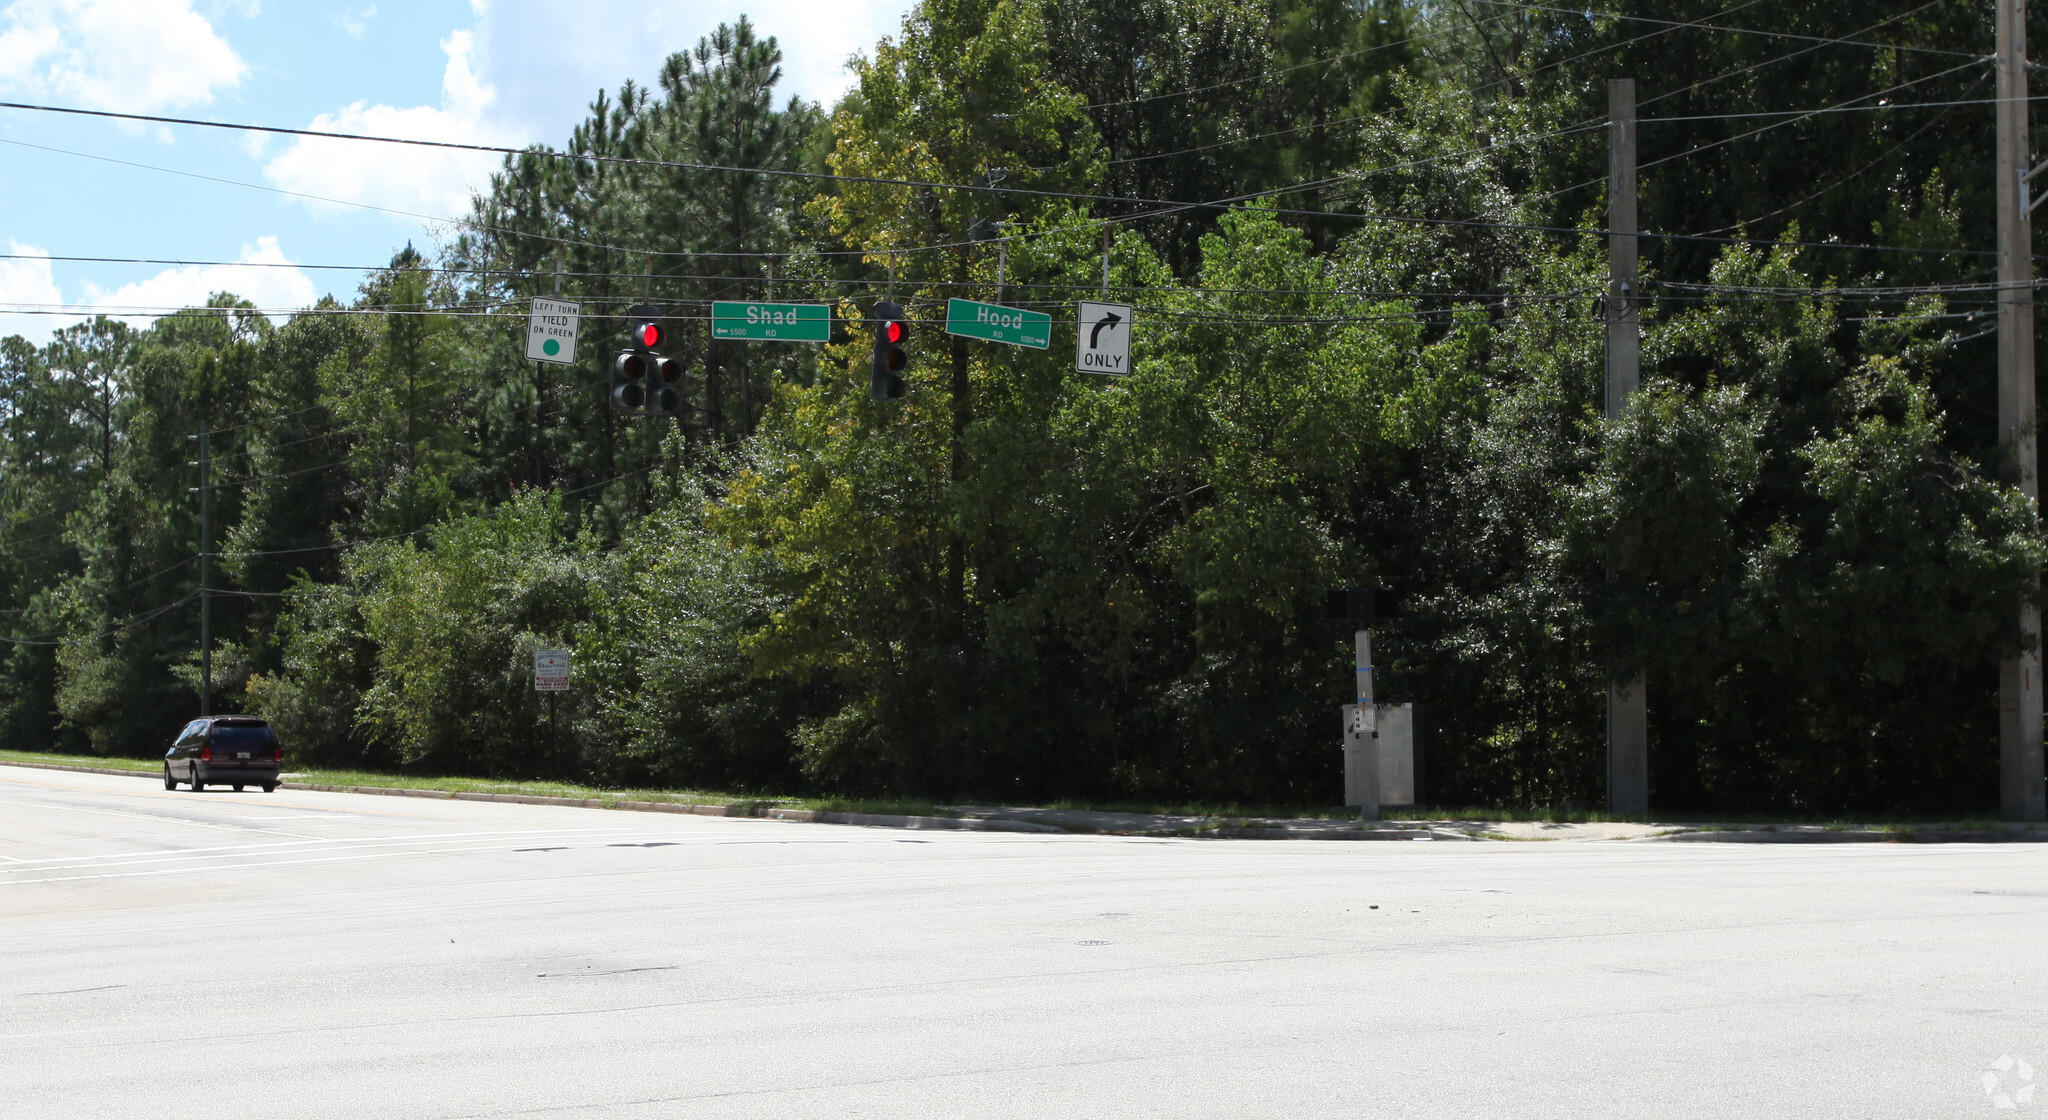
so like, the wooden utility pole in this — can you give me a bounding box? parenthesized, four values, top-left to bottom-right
(196, 419, 212, 718)
(1997, 0, 2045, 821)
(1606, 78, 1648, 818)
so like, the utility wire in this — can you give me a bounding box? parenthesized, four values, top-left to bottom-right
(1465, 0, 1981, 60)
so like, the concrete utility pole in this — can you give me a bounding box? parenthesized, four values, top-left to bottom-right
(1606, 78, 1648, 818)
(1346, 628, 1380, 820)
(1997, 0, 2046, 821)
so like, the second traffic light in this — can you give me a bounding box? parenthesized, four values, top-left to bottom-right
(613, 305, 682, 417)
(870, 300, 909, 401)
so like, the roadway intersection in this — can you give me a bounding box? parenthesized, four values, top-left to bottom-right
(2, 765, 2043, 1118)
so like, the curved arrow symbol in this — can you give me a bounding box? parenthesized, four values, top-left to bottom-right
(1089, 311, 1123, 349)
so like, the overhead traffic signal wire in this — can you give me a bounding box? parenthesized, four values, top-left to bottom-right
(0, 77, 1999, 274)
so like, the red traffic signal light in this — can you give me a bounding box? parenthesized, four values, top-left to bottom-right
(872, 301, 909, 400)
(636, 321, 664, 348)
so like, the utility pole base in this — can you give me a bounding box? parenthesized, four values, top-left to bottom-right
(1607, 677, 1647, 818)
(2001, 632, 2046, 821)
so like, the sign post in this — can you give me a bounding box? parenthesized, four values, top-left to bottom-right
(526, 298, 580, 364)
(534, 649, 569, 774)
(1074, 301, 1132, 375)
(945, 297, 1051, 350)
(711, 301, 830, 342)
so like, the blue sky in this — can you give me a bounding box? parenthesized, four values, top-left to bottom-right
(0, 0, 910, 342)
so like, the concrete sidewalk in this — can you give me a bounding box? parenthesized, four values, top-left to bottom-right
(945, 804, 2048, 842)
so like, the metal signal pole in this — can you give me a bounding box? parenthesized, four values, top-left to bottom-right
(1606, 78, 1648, 818)
(1997, 0, 2045, 821)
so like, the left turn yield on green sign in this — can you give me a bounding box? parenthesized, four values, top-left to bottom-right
(527, 297, 580, 364)
(946, 298, 1051, 350)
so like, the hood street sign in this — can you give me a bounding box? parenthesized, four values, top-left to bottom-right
(526, 297, 580, 365)
(1075, 301, 1132, 375)
(945, 297, 1051, 350)
(712, 301, 831, 342)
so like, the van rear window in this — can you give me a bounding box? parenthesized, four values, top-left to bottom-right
(210, 723, 276, 747)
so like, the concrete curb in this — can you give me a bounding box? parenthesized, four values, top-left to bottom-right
(252, 782, 1074, 834)
(11, 761, 2045, 843)
(1654, 828, 2048, 843)
(1, 762, 1449, 839)
(4, 760, 162, 779)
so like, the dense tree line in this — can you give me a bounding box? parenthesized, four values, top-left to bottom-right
(3, 2, 2042, 814)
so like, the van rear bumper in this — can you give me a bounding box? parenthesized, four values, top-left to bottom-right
(195, 763, 281, 785)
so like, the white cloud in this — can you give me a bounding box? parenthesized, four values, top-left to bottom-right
(334, 3, 375, 40)
(261, 29, 515, 224)
(0, 0, 245, 112)
(0, 242, 64, 342)
(470, 0, 908, 143)
(81, 236, 318, 326)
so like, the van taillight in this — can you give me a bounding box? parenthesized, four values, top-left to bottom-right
(199, 746, 211, 761)
(273, 746, 284, 762)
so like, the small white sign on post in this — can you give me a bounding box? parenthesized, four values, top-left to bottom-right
(1075, 301, 1133, 375)
(533, 649, 570, 692)
(527, 298, 580, 365)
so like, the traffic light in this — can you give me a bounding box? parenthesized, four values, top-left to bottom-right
(611, 305, 657, 412)
(870, 300, 908, 401)
(613, 304, 681, 417)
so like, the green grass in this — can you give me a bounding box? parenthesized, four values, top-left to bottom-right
(0, 749, 159, 773)
(0, 748, 2031, 830)
(0, 751, 956, 818)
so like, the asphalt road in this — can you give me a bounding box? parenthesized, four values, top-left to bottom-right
(3, 765, 2044, 1119)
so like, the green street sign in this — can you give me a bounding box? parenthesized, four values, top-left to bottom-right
(711, 301, 830, 342)
(945, 298, 1050, 350)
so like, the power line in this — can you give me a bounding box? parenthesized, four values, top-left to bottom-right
(1467, 0, 1981, 61)
(1531, 50, 1989, 203)
(1636, 56, 1990, 174)
(1074, 13, 1491, 113)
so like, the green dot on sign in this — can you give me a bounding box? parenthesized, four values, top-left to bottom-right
(543, 338, 561, 356)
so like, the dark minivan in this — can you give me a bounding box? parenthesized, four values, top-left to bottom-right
(163, 716, 283, 792)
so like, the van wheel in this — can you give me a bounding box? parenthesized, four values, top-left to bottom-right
(163, 765, 176, 791)
(232, 784, 244, 792)
(189, 770, 204, 792)
(261, 782, 277, 794)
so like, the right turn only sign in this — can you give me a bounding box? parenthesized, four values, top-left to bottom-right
(1075, 301, 1132, 376)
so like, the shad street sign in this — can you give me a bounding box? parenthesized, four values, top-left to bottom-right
(945, 297, 1050, 349)
(526, 298, 580, 364)
(711, 301, 830, 342)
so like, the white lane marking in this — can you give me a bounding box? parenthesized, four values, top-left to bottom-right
(0, 842, 612, 885)
(0, 831, 874, 885)
(0, 828, 633, 871)
(14, 800, 324, 838)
